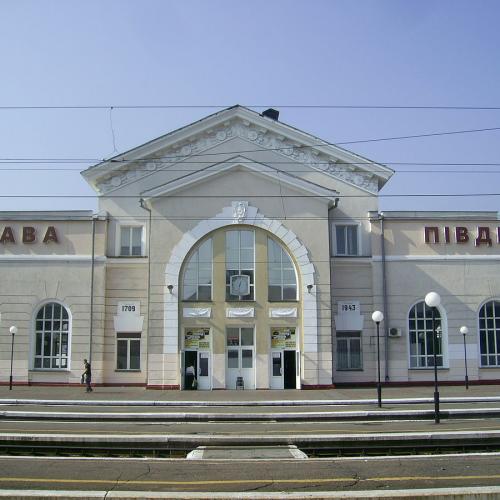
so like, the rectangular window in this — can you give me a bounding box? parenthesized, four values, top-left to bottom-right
(116, 333, 141, 370)
(336, 332, 362, 370)
(225, 230, 255, 301)
(120, 226, 144, 256)
(334, 225, 359, 256)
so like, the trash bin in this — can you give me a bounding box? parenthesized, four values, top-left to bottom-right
(236, 376, 244, 390)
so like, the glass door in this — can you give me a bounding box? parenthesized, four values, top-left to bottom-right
(226, 327, 255, 389)
(270, 350, 283, 389)
(197, 351, 211, 390)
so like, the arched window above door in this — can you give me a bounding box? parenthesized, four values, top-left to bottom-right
(268, 237, 297, 301)
(182, 238, 213, 301)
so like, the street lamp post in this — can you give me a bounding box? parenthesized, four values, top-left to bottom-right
(424, 292, 441, 424)
(9, 325, 18, 391)
(460, 326, 469, 390)
(371, 311, 384, 408)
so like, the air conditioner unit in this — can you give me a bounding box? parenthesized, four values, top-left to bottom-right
(389, 327, 402, 338)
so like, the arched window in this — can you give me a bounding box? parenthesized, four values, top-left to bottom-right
(408, 301, 443, 368)
(268, 237, 297, 301)
(479, 300, 500, 367)
(182, 238, 213, 301)
(34, 302, 70, 369)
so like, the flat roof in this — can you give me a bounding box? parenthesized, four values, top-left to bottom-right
(369, 210, 499, 221)
(0, 211, 107, 221)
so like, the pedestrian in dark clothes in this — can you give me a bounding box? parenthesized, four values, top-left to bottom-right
(83, 359, 92, 392)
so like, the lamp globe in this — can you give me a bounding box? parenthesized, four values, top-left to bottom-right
(425, 292, 441, 308)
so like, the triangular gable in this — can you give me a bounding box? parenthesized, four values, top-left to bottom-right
(81, 105, 393, 196)
(141, 155, 340, 205)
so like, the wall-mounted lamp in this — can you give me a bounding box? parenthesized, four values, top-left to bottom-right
(167, 284, 174, 294)
(307, 284, 313, 293)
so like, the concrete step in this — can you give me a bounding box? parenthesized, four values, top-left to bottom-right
(186, 445, 308, 460)
(1, 407, 500, 421)
(2, 396, 500, 407)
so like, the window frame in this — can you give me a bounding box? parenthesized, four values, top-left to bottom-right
(116, 332, 141, 371)
(331, 223, 361, 256)
(225, 230, 255, 302)
(267, 237, 298, 302)
(336, 331, 363, 370)
(182, 238, 213, 302)
(478, 299, 500, 367)
(408, 300, 448, 369)
(117, 224, 145, 257)
(32, 301, 71, 371)
(226, 327, 255, 370)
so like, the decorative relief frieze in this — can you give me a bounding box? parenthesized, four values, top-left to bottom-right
(96, 118, 378, 194)
(232, 201, 248, 224)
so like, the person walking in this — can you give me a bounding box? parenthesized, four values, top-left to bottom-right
(186, 364, 196, 390)
(82, 359, 92, 392)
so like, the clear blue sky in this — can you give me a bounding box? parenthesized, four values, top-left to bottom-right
(0, 0, 499, 213)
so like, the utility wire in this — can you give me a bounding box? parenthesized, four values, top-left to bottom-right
(0, 126, 499, 165)
(1, 161, 500, 166)
(0, 167, 499, 173)
(1, 104, 500, 110)
(1, 215, 496, 221)
(1, 193, 500, 199)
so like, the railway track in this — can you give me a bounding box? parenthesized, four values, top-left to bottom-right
(1, 430, 500, 458)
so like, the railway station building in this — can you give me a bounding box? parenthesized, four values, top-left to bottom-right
(1, 105, 499, 389)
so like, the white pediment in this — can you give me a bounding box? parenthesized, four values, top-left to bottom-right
(140, 155, 339, 203)
(81, 105, 393, 196)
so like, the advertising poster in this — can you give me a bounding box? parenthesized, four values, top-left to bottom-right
(271, 328, 296, 349)
(184, 328, 210, 350)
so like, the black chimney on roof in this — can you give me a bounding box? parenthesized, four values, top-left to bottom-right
(261, 108, 279, 121)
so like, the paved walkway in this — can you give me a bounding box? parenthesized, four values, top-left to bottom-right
(1, 384, 499, 404)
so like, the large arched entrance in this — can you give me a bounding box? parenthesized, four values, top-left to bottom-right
(164, 202, 317, 390)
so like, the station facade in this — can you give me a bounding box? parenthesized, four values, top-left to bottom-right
(1, 106, 499, 389)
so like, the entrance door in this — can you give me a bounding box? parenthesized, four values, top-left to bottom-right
(183, 350, 211, 390)
(270, 350, 283, 389)
(226, 327, 255, 389)
(283, 350, 297, 389)
(184, 351, 197, 390)
(197, 351, 211, 390)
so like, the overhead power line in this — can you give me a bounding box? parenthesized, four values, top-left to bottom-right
(0, 126, 499, 167)
(1, 104, 500, 110)
(1, 193, 500, 199)
(7, 214, 490, 222)
(0, 127, 500, 170)
(1, 161, 500, 168)
(1, 167, 500, 173)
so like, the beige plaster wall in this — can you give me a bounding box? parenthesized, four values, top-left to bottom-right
(102, 262, 148, 384)
(370, 217, 500, 383)
(0, 218, 107, 386)
(137, 168, 333, 388)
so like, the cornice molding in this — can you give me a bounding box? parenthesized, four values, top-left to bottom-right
(91, 115, 386, 196)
